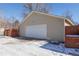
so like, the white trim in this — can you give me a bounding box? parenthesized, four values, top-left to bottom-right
(65, 18, 74, 26)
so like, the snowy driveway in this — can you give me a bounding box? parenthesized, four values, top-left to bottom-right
(0, 36, 78, 56)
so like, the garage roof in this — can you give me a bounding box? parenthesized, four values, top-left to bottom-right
(21, 11, 75, 26)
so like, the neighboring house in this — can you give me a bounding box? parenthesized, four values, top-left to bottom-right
(0, 19, 7, 28)
(0, 18, 14, 35)
(65, 19, 74, 26)
(0, 18, 8, 35)
(0, 18, 13, 28)
(19, 11, 74, 42)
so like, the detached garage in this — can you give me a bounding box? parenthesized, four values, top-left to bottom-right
(20, 11, 65, 42)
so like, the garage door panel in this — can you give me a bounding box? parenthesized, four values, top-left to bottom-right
(25, 24, 47, 39)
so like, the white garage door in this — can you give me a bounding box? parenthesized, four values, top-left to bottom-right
(25, 24, 47, 39)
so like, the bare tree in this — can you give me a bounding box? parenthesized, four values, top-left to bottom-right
(13, 20, 20, 29)
(63, 10, 76, 25)
(63, 10, 72, 20)
(23, 3, 50, 18)
(74, 21, 79, 25)
(24, 3, 32, 12)
(5, 17, 20, 29)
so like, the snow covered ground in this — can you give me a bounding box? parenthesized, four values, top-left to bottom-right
(0, 36, 79, 56)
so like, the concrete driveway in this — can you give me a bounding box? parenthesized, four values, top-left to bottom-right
(0, 36, 70, 56)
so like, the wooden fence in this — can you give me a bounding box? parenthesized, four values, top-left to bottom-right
(65, 26, 79, 35)
(4, 28, 19, 37)
(65, 25, 79, 48)
(65, 37, 79, 48)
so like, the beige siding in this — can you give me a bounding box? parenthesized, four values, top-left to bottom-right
(22, 12, 64, 25)
(47, 21, 64, 41)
